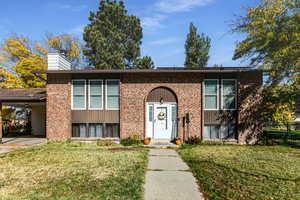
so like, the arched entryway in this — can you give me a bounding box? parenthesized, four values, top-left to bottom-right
(145, 87, 178, 140)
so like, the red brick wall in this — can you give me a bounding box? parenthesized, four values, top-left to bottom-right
(237, 71, 263, 144)
(44, 71, 263, 144)
(46, 74, 72, 140)
(120, 73, 203, 139)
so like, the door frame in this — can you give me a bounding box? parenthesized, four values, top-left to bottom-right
(146, 102, 177, 140)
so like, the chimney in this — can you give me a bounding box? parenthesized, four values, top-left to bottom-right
(47, 53, 71, 70)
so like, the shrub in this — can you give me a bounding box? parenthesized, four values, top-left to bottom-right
(120, 138, 142, 146)
(185, 136, 202, 145)
(120, 133, 142, 146)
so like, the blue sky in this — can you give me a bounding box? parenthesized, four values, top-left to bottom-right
(0, 0, 261, 67)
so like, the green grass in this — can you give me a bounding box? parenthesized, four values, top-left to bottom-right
(178, 144, 300, 200)
(264, 128, 300, 135)
(263, 129, 300, 147)
(0, 142, 148, 200)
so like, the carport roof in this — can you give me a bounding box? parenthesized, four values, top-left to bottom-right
(0, 88, 46, 102)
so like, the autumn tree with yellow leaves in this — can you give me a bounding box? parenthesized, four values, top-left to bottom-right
(0, 34, 81, 88)
(233, 0, 300, 126)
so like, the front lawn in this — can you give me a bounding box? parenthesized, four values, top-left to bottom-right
(0, 142, 148, 200)
(264, 128, 300, 135)
(178, 145, 300, 200)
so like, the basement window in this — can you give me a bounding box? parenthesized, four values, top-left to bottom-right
(204, 124, 236, 139)
(72, 123, 120, 138)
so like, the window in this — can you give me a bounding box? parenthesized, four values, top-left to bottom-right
(222, 80, 236, 110)
(204, 124, 236, 139)
(171, 105, 177, 121)
(106, 80, 120, 110)
(104, 123, 120, 138)
(204, 80, 218, 110)
(89, 124, 103, 137)
(72, 123, 119, 138)
(204, 125, 220, 139)
(89, 80, 103, 110)
(220, 124, 236, 139)
(72, 123, 87, 137)
(149, 105, 154, 122)
(72, 80, 86, 110)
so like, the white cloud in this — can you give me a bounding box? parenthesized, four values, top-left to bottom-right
(155, 0, 213, 13)
(148, 37, 179, 45)
(141, 15, 166, 30)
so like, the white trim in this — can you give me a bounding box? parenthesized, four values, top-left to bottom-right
(71, 79, 86, 110)
(203, 79, 219, 110)
(146, 103, 154, 139)
(221, 79, 237, 110)
(147, 102, 177, 105)
(105, 79, 120, 110)
(88, 79, 103, 110)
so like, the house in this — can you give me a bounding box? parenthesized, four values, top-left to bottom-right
(0, 53, 264, 144)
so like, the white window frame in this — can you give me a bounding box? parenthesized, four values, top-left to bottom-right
(88, 79, 103, 110)
(105, 79, 120, 110)
(221, 79, 237, 110)
(71, 79, 86, 110)
(203, 79, 219, 110)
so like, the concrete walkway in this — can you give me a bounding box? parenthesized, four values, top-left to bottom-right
(0, 137, 46, 154)
(144, 148, 204, 200)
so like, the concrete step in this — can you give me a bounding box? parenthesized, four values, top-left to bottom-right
(147, 139, 178, 148)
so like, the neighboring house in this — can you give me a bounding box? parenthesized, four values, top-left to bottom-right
(0, 53, 264, 144)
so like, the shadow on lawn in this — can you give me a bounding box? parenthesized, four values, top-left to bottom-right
(15, 169, 144, 200)
(185, 158, 299, 200)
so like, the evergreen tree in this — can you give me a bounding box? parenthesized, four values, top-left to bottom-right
(83, 0, 153, 69)
(133, 56, 154, 69)
(184, 23, 211, 68)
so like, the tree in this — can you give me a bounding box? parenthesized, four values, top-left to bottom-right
(0, 66, 23, 88)
(133, 56, 154, 69)
(184, 23, 211, 68)
(83, 0, 154, 69)
(233, 0, 300, 127)
(46, 34, 81, 67)
(1, 36, 47, 88)
(263, 85, 296, 123)
(262, 84, 296, 133)
(232, 0, 300, 85)
(0, 34, 81, 88)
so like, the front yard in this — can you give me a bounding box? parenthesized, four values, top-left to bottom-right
(0, 142, 148, 200)
(178, 144, 300, 200)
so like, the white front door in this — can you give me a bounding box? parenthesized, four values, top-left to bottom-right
(146, 103, 177, 140)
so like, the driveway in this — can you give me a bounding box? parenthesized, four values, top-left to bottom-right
(0, 137, 47, 154)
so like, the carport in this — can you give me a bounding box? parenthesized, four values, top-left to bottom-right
(0, 88, 46, 144)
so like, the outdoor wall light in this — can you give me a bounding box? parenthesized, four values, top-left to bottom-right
(160, 97, 164, 104)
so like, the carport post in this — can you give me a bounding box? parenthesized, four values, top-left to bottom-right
(0, 102, 2, 144)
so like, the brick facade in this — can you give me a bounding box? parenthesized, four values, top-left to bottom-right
(46, 74, 72, 140)
(45, 71, 263, 144)
(237, 71, 263, 144)
(120, 73, 203, 139)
